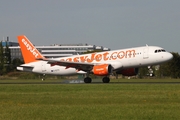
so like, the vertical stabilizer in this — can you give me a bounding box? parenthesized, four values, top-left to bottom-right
(17, 35, 44, 63)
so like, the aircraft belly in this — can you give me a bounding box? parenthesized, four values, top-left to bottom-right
(33, 66, 43, 73)
(123, 59, 139, 68)
(140, 57, 160, 66)
(60, 68, 77, 75)
(46, 66, 77, 75)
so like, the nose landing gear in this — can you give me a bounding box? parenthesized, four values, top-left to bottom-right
(147, 66, 154, 77)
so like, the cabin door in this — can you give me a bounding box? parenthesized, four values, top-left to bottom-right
(143, 46, 149, 59)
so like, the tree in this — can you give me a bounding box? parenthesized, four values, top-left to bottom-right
(3, 42, 12, 73)
(12, 58, 23, 71)
(138, 67, 148, 78)
(161, 52, 180, 78)
(0, 41, 4, 75)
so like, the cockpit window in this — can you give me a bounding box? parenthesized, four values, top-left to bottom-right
(154, 49, 166, 53)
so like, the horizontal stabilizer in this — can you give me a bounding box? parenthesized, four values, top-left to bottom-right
(19, 64, 34, 68)
(17, 66, 33, 72)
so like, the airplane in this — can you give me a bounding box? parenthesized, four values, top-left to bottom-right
(17, 35, 173, 83)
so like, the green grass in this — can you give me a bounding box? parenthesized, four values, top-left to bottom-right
(0, 79, 180, 120)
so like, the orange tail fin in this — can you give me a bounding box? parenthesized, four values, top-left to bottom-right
(17, 35, 45, 63)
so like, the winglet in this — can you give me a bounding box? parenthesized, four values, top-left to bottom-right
(17, 35, 45, 63)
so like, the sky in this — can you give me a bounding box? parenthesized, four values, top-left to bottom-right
(0, 0, 180, 52)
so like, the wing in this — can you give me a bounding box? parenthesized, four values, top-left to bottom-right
(38, 58, 95, 71)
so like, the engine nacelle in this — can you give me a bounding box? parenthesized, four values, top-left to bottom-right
(92, 64, 112, 76)
(116, 68, 139, 76)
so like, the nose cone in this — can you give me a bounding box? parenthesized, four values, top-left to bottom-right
(165, 52, 173, 61)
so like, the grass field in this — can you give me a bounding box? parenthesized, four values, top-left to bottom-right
(0, 79, 180, 120)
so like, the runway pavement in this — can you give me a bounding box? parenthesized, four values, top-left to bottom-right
(1, 80, 180, 84)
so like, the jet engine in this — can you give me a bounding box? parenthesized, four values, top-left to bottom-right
(92, 64, 112, 76)
(116, 68, 139, 76)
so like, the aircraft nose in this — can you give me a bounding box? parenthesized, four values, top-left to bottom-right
(166, 52, 173, 61)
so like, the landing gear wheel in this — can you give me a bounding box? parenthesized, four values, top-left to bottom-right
(42, 74, 46, 81)
(102, 77, 110, 83)
(84, 77, 92, 83)
(149, 73, 154, 77)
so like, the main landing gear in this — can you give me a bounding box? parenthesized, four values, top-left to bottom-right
(84, 77, 92, 83)
(83, 76, 110, 83)
(102, 77, 110, 83)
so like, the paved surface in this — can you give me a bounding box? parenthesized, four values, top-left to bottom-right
(1, 81, 180, 84)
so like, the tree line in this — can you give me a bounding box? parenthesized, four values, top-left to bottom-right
(0, 44, 180, 78)
(0, 42, 23, 75)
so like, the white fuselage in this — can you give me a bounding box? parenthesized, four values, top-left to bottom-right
(17, 46, 173, 75)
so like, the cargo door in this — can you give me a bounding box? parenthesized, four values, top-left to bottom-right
(41, 62, 46, 73)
